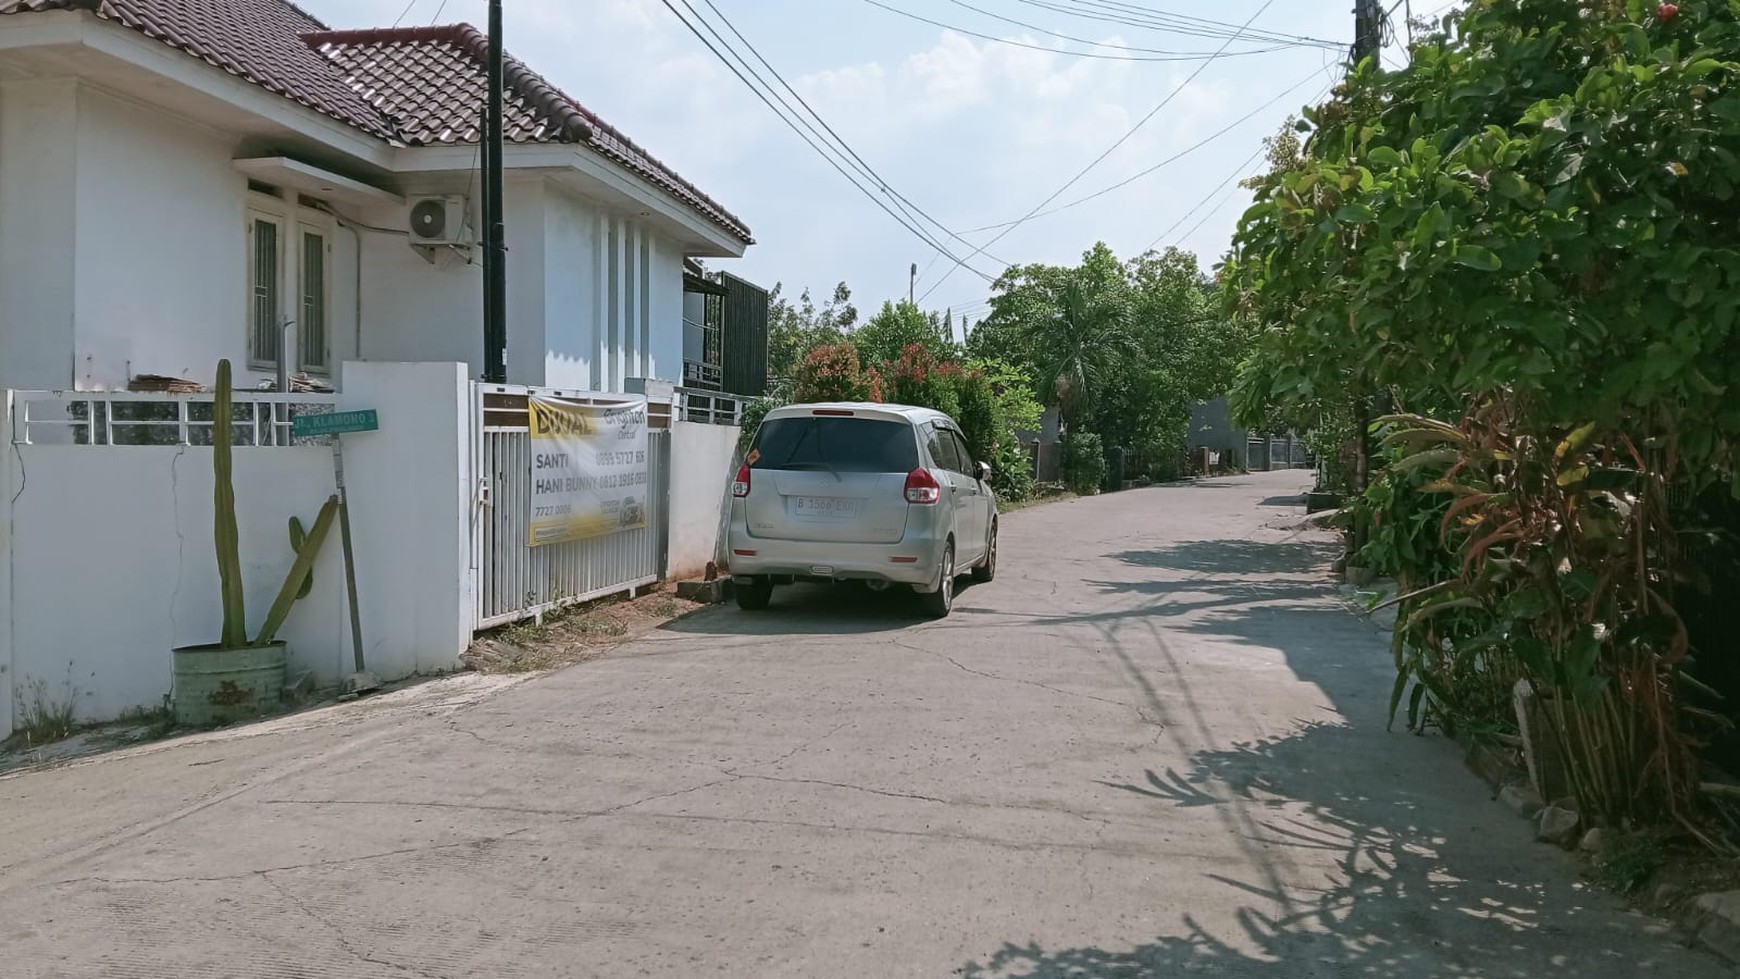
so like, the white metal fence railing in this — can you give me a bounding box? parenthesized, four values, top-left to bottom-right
(473, 385, 673, 630)
(675, 387, 749, 426)
(9, 391, 339, 447)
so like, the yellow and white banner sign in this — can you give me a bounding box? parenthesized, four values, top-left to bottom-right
(527, 396, 650, 546)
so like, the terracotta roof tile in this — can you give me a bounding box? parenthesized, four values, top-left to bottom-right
(0, 0, 396, 138)
(309, 25, 751, 242)
(0, 1, 752, 242)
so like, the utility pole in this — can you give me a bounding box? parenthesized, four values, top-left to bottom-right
(1353, 0, 1384, 66)
(909, 263, 917, 305)
(482, 0, 508, 384)
(1350, 0, 1383, 540)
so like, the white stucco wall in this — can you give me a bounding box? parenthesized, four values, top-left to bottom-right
(667, 420, 740, 581)
(0, 81, 80, 391)
(0, 90, 712, 398)
(335, 361, 474, 680)
(0, 83, 364, 393)
(646, 236, 684, 386)
(73, 87, 248, 388)
(542, 184, 600, 390)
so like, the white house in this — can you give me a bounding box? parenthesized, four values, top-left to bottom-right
(0, 0, 754, 394)
(0, 0, 760, 737)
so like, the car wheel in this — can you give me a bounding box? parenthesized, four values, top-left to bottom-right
(920, 544, 955, 618)
(972, 521, 997, 583)
(735, 577, 774, 611)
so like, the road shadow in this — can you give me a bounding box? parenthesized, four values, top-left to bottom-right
(967, 720, 1700, 977)
(656, 580, 990, 637)
(960, 528, 1714, 978)
(1110, 538, 1334, 577)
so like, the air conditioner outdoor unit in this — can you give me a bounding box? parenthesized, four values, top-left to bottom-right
(408, 196, 469, 246)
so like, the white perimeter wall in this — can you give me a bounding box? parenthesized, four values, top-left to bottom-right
(0, 363, 474, 732)
(667, 420, 739, 581)
(3, 438, 350, 723)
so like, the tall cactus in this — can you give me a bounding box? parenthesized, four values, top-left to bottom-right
(213, 360, 247, 648)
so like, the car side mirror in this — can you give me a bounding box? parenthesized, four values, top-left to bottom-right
(975, 461, 993, 483)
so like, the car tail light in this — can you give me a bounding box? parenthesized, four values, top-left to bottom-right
(904, 467, 941, 505)
(732, 463, 752, 498)
(811, 408, 855, 416)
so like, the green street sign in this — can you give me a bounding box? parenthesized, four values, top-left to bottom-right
(293, 409, 379, 438)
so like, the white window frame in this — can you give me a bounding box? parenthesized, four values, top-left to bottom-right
(297, 223, 332, 375)
(246, 192, 333, 375)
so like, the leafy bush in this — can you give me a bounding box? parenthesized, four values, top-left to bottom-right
(882, 343, 962, 419)
(793, 342, 875, 403)
(1062, 432, 1104, 496)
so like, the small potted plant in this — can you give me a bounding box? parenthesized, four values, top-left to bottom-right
(172, 360, 337, 726)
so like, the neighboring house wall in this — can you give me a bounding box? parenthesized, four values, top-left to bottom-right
(1189, 398, 1248, 457)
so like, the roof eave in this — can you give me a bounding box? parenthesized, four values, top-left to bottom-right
(7, 14, 404, 169)
(393, 142, 750, 254)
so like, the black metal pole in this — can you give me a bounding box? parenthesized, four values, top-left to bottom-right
(483, 0, 508, 383)
(1350, 0, 1382, 545)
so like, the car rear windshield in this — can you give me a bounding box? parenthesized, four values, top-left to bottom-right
(750, 417, 919, 474)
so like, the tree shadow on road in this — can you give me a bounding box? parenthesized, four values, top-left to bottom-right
(960, 532, 1713, 978)
(1110, 538, 1335, 577)
(965, 719, 1703, 978)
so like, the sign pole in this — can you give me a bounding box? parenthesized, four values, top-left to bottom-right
(294, 409, 380, 691)
(332, 437, 367, 675)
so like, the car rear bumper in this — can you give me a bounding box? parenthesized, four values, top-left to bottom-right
(725, 519, 948, 588)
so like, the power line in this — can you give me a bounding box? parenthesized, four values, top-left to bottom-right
(860, 0, 1295, 61)
(429, 0, 452, 24)
(920, 0, 1279, 303)
(957, 63, 1326, 234)
(658, 0, 998, 283)
(1010, 0, 1342, 50)
(695, 0, 1011, 270)
(939, 0, 1306, 56)
(1144, 75, 1338, 253)
(392, 0, 419, 29)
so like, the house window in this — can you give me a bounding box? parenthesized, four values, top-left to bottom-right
(248, 215, 282, 369)
(299, 228, 328, 373)
(246, 200, 332, 375)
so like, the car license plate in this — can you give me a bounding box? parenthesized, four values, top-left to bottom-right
(793, 496, 860, 519)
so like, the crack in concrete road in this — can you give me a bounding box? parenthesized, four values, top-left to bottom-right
(263, 874, 452, 979)
(890, 638, 1152, 718)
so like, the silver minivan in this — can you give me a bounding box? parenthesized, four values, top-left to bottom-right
(726, 402, 998, 617)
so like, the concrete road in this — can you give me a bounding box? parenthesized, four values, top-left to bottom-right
(0, 472, 1723, 978)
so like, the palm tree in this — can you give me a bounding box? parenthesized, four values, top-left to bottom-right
(1022, 272, 1134, 433)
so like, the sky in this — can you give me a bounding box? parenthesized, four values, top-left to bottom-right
(304, 0, 1440, 324)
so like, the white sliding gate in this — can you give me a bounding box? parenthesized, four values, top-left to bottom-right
(474, 385, 672, 629)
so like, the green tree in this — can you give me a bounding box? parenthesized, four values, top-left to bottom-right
(851, 300, 957, 367)
(767, 281, 858, 384)
(1223, 0, 1740, 827)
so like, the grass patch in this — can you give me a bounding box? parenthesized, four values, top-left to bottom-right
(465, 587, 698, 675)
(12, 676, 79, 747)
(998, 488, 1078, 514)
(1590, 832, 1673, 896)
